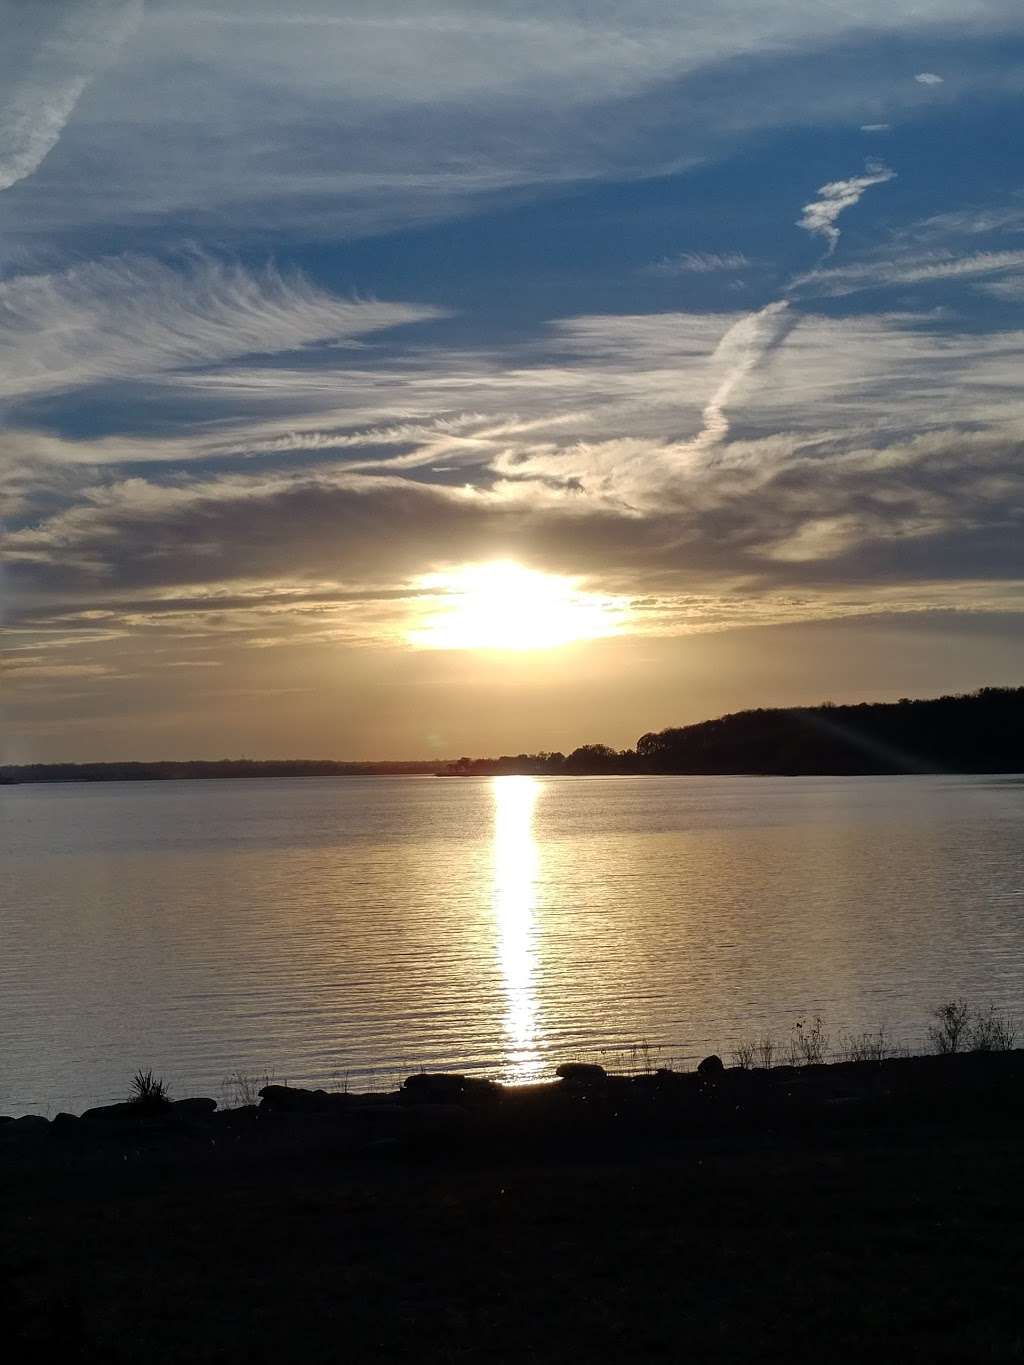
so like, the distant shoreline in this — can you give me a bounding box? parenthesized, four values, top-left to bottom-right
(0, 760, 447, 785)
(5, 685, 1022, 782)
(5, 764, 1024, 787)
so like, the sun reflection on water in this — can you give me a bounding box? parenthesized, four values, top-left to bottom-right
(492, 776, 545, 1082)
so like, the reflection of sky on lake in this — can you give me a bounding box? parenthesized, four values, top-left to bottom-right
(3, 774, 1024, 1114)
(492, 776, 545, 1083)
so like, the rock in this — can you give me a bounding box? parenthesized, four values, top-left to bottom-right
(51, 1112, 80, 1131)
(555, 1062, 607, 1086)
(258, 1084, 345, 1114)
(12, 1115, 49, 1132)
(402, 1073, 500, 1105)
(83, 1101, 153, 1121)
(172, 1097, 217, 1117)
(697, 1055, 725, 1077)
(223, 1104, 259, 1121)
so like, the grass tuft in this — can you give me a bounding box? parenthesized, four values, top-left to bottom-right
(127, 1068, 169, 1110)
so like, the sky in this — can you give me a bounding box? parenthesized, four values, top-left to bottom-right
(3, 0, 1024, 762)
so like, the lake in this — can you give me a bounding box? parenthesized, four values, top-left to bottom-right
(1, 773, 1022, 1116)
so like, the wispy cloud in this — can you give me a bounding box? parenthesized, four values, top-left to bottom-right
(915, 204, 1024, 237)
(914, 72, 944, 85)
(796, 248, 1024, 296)
(649, 251, 751, 275)
(0, 3, 1015, 247)
(977, 276, 1024, 301)
(797, 160, 896, 257)
(0, 253, 442, 402)
(12, 301, 1024, 602)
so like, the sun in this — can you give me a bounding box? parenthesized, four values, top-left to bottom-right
(407, 561, 629, 651)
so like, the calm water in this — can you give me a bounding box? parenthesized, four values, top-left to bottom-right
(2, 774, 1022, 1115)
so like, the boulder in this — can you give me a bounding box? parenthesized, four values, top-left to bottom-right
(172, 1097, 217, 1118)
(639, 1067, 689, 1094)
(555, 1062, 607, 1086)
(258, 1084, 346, 1114)
(12, 1114, 49, 1132)
(83, 1101, 156, 1121)
(222, 1104, 259, 1121)
(402, 1073, 500, 1105)
(697, 1055, 725, 1077)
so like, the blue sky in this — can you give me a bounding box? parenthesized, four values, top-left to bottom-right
(3, 1, 1024, 760)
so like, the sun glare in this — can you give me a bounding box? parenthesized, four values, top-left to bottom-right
(407, 561, 629, 651)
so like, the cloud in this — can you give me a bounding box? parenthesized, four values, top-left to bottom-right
(796, 248, 1024, 296)
(860, 123, 891, 132)
(977, 276, 1024, 301)
(914, 204, 1024, 237)
(0, 3, 1016, 248)
(0, 1, 141, 194)
(13, 297, 1024, 502)
(797, 161, 896, 257)
(8, 152, 1024, 670)
(9, 415, 1024, 666)
(0, 253, 442, 403)
(914, 72, 945, 85)
(649, 251, 751, 275)
(10, 300, 1024, 641)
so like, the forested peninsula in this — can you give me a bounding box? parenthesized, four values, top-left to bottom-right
(444, 685, 1024, 777)
(3, 687, 1023, 783)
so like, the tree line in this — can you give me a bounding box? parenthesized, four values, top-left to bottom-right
(440, 686, 1024, 776)
(4, 687, 1023, 783)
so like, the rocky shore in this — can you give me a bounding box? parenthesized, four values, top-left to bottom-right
(5, 1048, 1023, 1153)
(4, 1050, 1024, 1362)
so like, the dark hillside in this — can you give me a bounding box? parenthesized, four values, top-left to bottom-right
(636, 686, 1024, 775)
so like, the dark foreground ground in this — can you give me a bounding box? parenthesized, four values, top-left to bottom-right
(4, 1052, 1024, 1363)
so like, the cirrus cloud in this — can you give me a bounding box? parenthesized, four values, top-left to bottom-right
(0, 253, 443, 404)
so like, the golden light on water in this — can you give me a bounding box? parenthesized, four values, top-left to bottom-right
(492, 775, 545, 1082)
(407, 560, 629, 651)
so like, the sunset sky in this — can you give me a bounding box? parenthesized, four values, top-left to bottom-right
(4, 1, 1024, 761)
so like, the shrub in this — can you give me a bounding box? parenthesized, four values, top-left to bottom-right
(731, 1033, 777, 1069)
(732, 1040, 756, 1069)
(755, 1034, 777, 1069)
(968, 1005, 1017, 1052)
(926, 999, 1017, 1054)
(839, 1027, 892, 1063)
(626, 1040, 661, 1075)
(927, 999, 973, 1054)
(788, 1016, 830, 1066)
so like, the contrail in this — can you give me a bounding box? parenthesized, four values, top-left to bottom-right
(0, 1, 143, 195)
(694, 301, 793, 451)
(679, 162, 895, 457)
